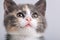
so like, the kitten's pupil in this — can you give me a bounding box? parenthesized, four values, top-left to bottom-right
(32, 12, 38, 18)
(17, 12, 25, 18)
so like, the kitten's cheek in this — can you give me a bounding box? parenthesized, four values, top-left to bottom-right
(6, 26, 19, 33)
(19, 19, 26, 28)
(31, 20, 38, 29)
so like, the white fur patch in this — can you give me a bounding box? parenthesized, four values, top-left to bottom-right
(9, 28, 43, 40)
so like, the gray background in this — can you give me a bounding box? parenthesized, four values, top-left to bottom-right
(0, 0, 60, 40)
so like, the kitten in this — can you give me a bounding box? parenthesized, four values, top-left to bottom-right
(4, 0, 46, 40)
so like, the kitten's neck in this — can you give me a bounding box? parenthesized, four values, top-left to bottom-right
(11, 36, 38, 40)
(6, 34, 44, 40)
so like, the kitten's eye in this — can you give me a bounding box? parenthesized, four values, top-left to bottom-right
(32, 12, 38, 18)
(17, 12, 25, 18)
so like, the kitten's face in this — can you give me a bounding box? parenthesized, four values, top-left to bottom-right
(4, 4, 42, 33)
(4, 0, 46, 37)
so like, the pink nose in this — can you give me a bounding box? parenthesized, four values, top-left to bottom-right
(26, 17, 32, 22)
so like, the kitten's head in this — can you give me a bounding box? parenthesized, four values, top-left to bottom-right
(4, 0, 46, 36)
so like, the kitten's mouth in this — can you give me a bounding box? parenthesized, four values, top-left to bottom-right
(25, 23, 31, 27)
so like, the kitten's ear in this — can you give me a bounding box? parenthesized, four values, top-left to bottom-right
(4, 0, 17, 13)
(35, 0, 46, 16)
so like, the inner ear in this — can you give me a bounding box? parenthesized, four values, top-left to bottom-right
(35, 0, 46, 16)
(4, 0, 17, 13)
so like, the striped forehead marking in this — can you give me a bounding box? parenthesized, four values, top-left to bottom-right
(23, 5, 31, 17)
